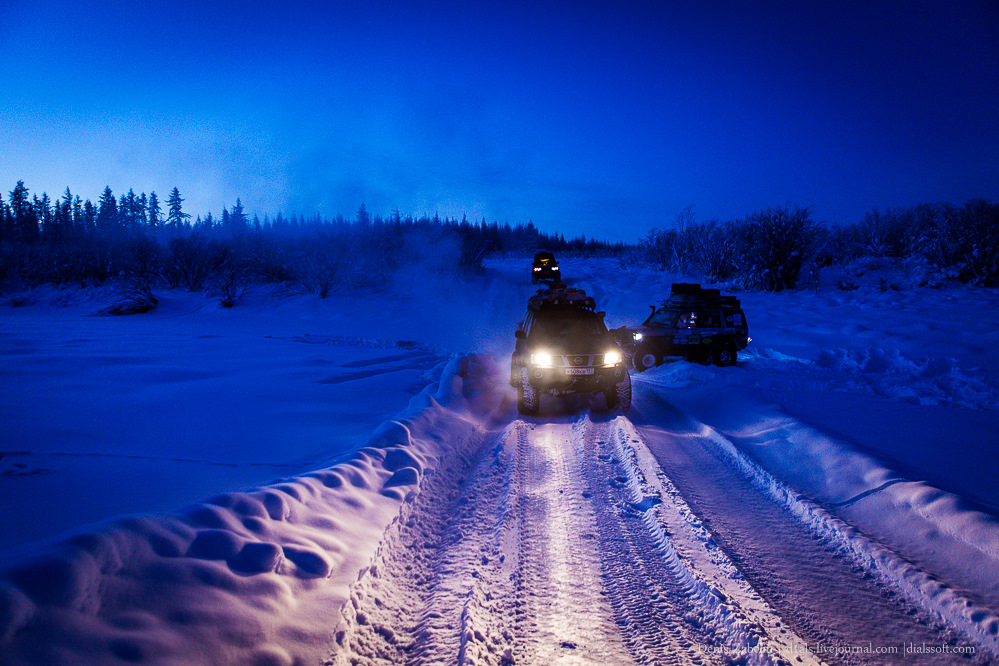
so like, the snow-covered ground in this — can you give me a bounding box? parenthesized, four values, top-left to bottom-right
(1, 256, 998, 664)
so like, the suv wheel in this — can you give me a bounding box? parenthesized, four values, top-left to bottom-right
(510, 357, 522, 387)
(713, 342, 737, 367)
(606, 372, 632, 412)
(633, 343, 658, 372)
(517, 368, 539, 415)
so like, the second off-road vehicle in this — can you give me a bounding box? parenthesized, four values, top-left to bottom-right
(530, 250, 561, 283)
(612, 283, 750, 371)
(511, 285, 631, 415)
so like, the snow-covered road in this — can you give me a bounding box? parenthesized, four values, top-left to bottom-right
(332, 375, 987, 665)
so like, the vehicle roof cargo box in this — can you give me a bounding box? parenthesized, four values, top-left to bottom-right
(527, 285, 596, 311)
(670, 283, 702, 295)
(660, 283, 741, 309)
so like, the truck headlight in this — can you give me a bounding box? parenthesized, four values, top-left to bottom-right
(604, 350, 622, 365)
(530, 352, 553, 367)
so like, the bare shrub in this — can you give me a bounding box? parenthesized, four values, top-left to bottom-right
(293, 237, 343, 298)
(638, 206, 700, 274)
(951, 199, 999, 286)
(163, 234, 226, 290)
(96, 275, 158, 315)
(701, 220, 741, 282)
(213, 248, 252, 308)
(742, 204, 824, 291)
(856, 208, 916, 258)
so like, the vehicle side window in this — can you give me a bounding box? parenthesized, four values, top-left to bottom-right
(699, 311, 720, 327)
(676, 311, 697, 328)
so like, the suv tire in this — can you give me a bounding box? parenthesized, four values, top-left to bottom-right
(605, 372, 632, 412)
(713, 342, 737, 367)
(633, 343, 659, 372)
(517, 368, 539, 415)
(510, 357, 523, 387)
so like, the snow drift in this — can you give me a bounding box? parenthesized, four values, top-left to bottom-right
(0, 354, 505, 665)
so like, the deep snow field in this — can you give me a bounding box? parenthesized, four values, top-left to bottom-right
(1, 255, 998, 664)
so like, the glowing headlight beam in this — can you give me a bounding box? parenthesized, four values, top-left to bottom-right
(530, 352, 553, 367)
(604, 350, 622, 365)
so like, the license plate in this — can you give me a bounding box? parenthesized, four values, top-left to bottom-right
(565, 368, 594, 376)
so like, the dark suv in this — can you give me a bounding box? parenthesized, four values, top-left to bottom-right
(612, 283, 749, 371)
(511, 285, 631, 415)
(531, 250, 561, 283)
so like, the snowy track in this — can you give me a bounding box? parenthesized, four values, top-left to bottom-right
(331, 377, 994, 665)
(333, 409, 837, 664)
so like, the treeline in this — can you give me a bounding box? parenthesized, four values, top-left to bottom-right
(638, 200, 999, 291)
(0, 181, 625, 302)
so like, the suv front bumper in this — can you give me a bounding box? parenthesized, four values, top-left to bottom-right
(525, 364, 626, 392)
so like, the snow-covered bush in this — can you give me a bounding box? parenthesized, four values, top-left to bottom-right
(700, 220, 742, 283)
(951, 199, 999, 287)
(637, 206, 704, 276)
(857, 208, 917, 258)
(741, 204, 824, 292)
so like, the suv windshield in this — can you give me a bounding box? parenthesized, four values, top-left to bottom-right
(647, 308, 678, 327)
(533, 312, 605, 339)
(534, 252, 555, 265)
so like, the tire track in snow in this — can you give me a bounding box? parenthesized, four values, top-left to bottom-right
(633, 414, 988, 664)
(326, 421, 503, 666)
(580, 416, 818, 665)
(407, 425, 519, 665)
(509, 420, 636, 665)
(331, 405, 825, 664)
(578, 418, 706, 666)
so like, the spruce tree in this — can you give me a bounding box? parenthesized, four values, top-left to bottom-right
(166, 187, 190, 230)
(229, 198, 248, 233)
(0, 193, 11, 242)
(147, 191, 161, 232)
(9, 181, 38, 243)
(97, 186, 118, 235)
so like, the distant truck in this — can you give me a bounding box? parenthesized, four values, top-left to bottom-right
(530, 250, 561, 284)
(511, 285, 631, 415)
(612, 283, 749, 371)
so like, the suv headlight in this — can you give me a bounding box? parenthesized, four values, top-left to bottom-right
(604, 350, 622, 365)
(530, 352, 553, 367)
(633, 332, 643, 341)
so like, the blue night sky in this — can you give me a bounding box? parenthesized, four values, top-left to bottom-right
(2, 0, 997, 241)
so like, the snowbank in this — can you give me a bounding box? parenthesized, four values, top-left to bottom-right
(0, 354, 505, 665)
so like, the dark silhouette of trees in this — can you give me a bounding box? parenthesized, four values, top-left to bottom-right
(7, 177, 993, 298)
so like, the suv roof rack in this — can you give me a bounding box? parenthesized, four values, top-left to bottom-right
(528, 284, 597, 311)
(660, 283, 741, 309)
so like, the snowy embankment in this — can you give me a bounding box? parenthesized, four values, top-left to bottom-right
(0, 353, 506, 664)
